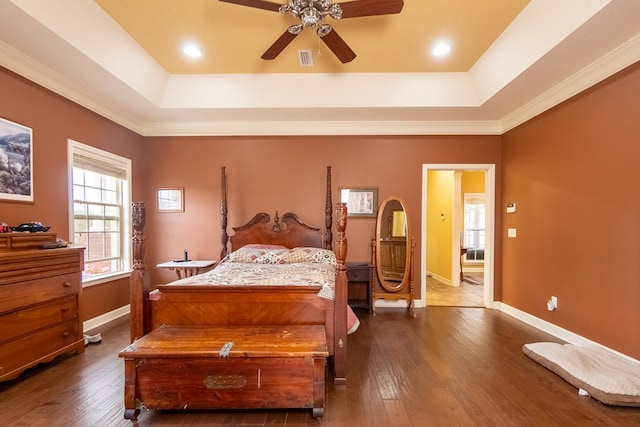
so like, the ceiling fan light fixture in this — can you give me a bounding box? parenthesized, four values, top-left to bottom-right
(288, 24, 304, 35)
(329, 4, 342, 20)
(281, 0, 342, 28)
(317, 24, 332, 38)
(301, 8, 321, 27)
(221, 0, 404, 63)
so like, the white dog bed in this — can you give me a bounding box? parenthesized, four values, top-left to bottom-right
(523, 342, 640, 406)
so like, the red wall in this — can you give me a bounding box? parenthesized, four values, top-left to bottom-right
(142, 135, 502, 289)
(502, 61, 640, 359)
(0, 67, 147, 321)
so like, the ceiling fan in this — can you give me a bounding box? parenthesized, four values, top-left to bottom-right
(219, 0, 405, 63)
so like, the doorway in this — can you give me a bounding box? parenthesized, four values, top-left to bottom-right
(418, 164, 496, 308)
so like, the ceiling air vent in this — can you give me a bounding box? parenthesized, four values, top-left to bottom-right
(298, 50, 314, 67)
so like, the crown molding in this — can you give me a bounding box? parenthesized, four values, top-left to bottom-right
(500, 33, 640, 133)
(141, 120, 503, 137)
(0, 41, 145, 135)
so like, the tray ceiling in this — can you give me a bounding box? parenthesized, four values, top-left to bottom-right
(1, 0, 639, 136)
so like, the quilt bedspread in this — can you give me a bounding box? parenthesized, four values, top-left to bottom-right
(169, 261, 336, 300)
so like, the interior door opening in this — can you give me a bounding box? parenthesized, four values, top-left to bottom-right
(419, 164, 495, 309)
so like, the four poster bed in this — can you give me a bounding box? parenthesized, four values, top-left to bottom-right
(121, 166, 350, 420)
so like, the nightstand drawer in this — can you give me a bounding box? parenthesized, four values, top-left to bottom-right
(346, 265, 371, 282)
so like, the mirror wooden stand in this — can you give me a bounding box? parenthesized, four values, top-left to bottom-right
(372, 197, 415, 317)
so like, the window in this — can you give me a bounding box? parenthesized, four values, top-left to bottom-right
(68, 140, 131, 285)
(463, 193, 485, 253)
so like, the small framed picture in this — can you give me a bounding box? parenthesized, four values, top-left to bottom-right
(340, 187, 377, 218)
(157, 188, 184, 212)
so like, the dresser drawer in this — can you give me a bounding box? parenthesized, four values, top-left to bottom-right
(0, 273, 80, 314)
(0, 248, 83, 284)
(0, 319, 83, 380)
(0, 295, 78, 344)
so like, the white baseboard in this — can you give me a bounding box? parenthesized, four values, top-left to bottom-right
(428, 272, 452, 286)
(83, 304, 130, 333)
(500, 303, 639, 363)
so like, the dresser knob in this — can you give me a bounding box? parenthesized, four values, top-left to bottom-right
(61, 305, 69, 312)
(63, 281, 71, 287)
(353, 272, 359, 277)
(61, 331, 70, 338)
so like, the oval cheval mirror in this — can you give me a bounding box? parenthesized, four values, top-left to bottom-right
(372, 197, 415, 317)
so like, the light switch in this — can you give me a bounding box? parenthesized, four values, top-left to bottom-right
(508, 228, 517, 238)
(507, 203, 516, 213)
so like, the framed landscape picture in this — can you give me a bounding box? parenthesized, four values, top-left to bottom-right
(0, 118, 33, 202)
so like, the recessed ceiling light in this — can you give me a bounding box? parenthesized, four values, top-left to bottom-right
(432, 41, 451, 57)
(183, 44, 202, 58)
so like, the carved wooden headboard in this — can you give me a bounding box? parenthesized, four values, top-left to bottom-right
(219, 166, 333, 259)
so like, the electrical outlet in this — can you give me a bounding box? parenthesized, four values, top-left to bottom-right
(551, 296, 558, 309)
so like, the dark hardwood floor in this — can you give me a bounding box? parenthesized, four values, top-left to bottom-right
(2, 308, 639, 426)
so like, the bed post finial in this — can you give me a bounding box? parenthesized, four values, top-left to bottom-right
(325, 166, 332, 249)
(272, 210, 281, 232)
(221, 167, 229, 259)
(131, 202, 147, 342)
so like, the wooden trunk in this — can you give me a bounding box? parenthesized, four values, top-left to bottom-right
(119, 325, 328, 420)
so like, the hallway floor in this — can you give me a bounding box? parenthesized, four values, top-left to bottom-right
(425, 273, 484, 307)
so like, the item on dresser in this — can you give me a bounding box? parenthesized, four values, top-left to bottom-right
(0, 247, 85, 382)
(11, 221, 50, 232)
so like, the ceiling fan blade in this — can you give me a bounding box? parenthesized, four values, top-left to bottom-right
(318, 26, 356, 64)
(219, 0, 282, 12)
(261, 26, 301, 60)
(338, 0, 404, 18)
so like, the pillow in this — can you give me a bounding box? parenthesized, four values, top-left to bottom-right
(243, 244, 288, 250)
(282, 247, 337, 265)
(225, 247, 287, 264)
(226, 246, 336, 265)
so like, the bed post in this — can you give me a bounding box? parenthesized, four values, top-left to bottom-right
(220, 166, 229, 259)
(325, 166, 332, 249)
(130, 202, 148, 342)
(333, 202, 348, 384)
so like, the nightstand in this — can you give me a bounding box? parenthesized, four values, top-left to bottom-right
(156, 260, 216, 279)
(346, 262, 374, 313)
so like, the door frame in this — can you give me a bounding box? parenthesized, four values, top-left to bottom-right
(417, 164, 497, 309)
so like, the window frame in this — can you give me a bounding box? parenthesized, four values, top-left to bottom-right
(68, 140, 132, 287)
(463, 192, 486, 254)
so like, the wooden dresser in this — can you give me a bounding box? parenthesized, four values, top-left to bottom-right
(0, 245, 85, 382)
